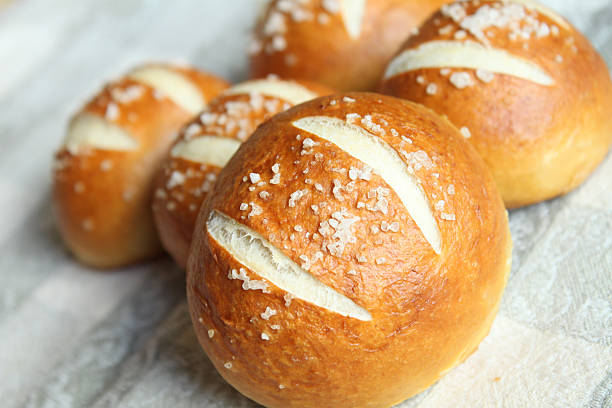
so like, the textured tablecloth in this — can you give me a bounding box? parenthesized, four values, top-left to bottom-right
(0, 0, 610, 407)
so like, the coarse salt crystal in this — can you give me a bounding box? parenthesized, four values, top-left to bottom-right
(288, 189, 307, 207)
(426, 83, 438, 95)
(100, 159, 113, 171)
(450, 72, 474, 89)
(261, 307, 277, 320)
(105, 103, 119, 121)
(476, 69, 495, 83)
(167, 171, 186, 189)
(441, 212, 456, 221)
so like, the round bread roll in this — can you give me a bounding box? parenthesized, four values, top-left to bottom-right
(53, 63, 229, 268)
(187, 92, 512, 408)
(380, 0, 612, 208)
(250, 0, 452, 91)
(152, 77, 332, 268)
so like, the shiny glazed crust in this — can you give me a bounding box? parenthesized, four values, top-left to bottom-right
(187, 92, 512, 407)
(379, 0, 612, 208)
(152, 79, 332, 268)
(250, 0, 451, 91)
(52, 64, 229, 268)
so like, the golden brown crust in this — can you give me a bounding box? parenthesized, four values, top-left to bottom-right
(250, 0, 451, 91)
(187, 92, 511, 407)
(173, 65, 231, 103)
(379, 0, 612, 208)
(152, 79, 333, 268)
(52, 64, 229, 268)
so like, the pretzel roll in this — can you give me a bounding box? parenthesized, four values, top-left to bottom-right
(380, 0, 612, 208)
(52, 63, 229, 268)
(187, 93, 512, 408)
(250, 0, 451, 91)
(152, 77, 332, 268)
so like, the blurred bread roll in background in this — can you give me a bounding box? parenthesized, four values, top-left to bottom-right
(187, 93, 512, 408)
(152, 77, 332, 268)
(380, 0, 612, 208)
(250, 0, 452, 91)
(53, 63, 229, 268)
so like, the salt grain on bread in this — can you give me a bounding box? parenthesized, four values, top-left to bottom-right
(152, 77, 332, 268)
(53, 63, 229, 268)
(187, 93, 512, 408)
(380, 0, 612, 208)
(250, 0, 452, 91)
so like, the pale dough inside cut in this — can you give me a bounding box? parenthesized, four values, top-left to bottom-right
(340, 0, 366, 39)
(293, 116, 442, 254)
(64, 113, 137, 153)
(223, 79, 318, 105)
(129, 66, 205, 114)
(384, 40, 554, 86)
(207, 210, 372, 321)
(171, 136, 240, 167)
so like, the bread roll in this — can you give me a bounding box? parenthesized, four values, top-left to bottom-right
(152, 77, 332, 268)
(380, 0, 612, 208)
(53, 63, 229, 268)
(250, 0, 451, 91)
(187, 92, 512, 408)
